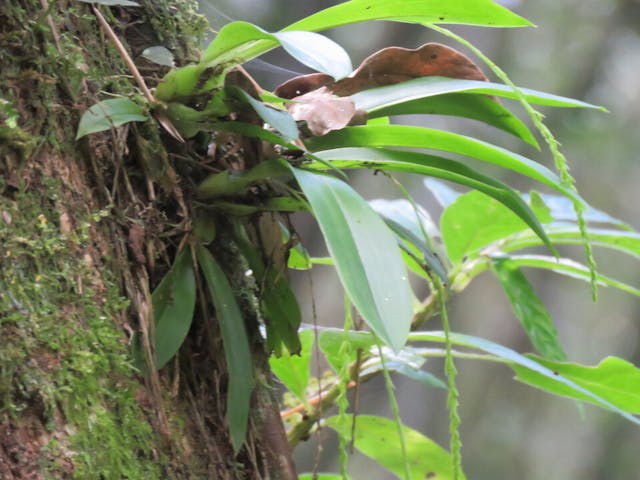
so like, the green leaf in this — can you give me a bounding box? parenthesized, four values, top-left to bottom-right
(155, 65, 211, 102)
(491, 256, 566, 361)
(352, 77, 605, 113)
(269, 330, 314, 402)
(281, 224, 312, 270)
(325, 415, 465, 480)
(230, 87, 299, 142)
(201, 22, 352, 79)
(230, 220, 301, 355)
(201, 21, 273, 65)
(319, 329, 377, 372)
(369, 198, 449, 283)
(410, 331, 640, 425)
(196, 246, 253, 454)
(262, 269, 303, 355)
(292, 168, 414, 351)
(502, 226, 640, 259)
(310, 147, 556, 259)
(141, 46, 175, 67)
(305, 125, 576, 201)
(152, 249, 196, 369)
(441, 190, 552, 264)
(197, 159, 291, 200)
(76, 98, 147, 139)
(368, 93, 539, 147)
(506, 254, 640, 298)
(512, 355, 640, 414)
(284, 0, 532, 31)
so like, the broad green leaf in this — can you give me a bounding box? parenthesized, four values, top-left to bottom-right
(141, 46, 175, 67)
(512, 355, 640, 414)
(503, 226, 640, 259)
(196, 246, 253, 454)
(152, 249, 196, 369)
(352, 77, 605, 113)
(231, 88, 299, 142)
(368, 93, 538, 147)
(491, 256, 566, 361)
(284, 0, 532, 31)
(319, 329, 377, 372)
(369, 198, 449, 282)
(76, 98, 147, 139)
(292, 167, 414, 351)
(310, 147, 556, 258)
(306, 125, 577, 201)
(410, 331, 640, 425)
(441, 190, 552, 264)
(269, 330, 314, 402)
(201, 22, 351, 78)
(326, 415, 465, 480)
(507, 254, 640, 297)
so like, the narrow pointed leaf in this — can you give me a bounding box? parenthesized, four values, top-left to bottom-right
(326, 415, 465, 480)
(369, 93, 538, 147)
(284, 0, 532, 31)
(292, 167, 413, 351)
(491, 256, 566, 361)
(505, 254, 640, 298)
(152, 249, 196, 369)
(196, 246, 253, 454)
(201, 22, 351, 78)
(503, 226, 640, 259)
(231, 88, 299, 142)
(410, 331, 640, 425)
(352, 77, 606, 113)
(306, 125, 577, 201)
(310, 147, 556, 258)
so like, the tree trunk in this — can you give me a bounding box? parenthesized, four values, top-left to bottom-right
(0, 1, 295, 478)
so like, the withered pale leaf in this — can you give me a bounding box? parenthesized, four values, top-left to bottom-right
(287, 86, 356, 136)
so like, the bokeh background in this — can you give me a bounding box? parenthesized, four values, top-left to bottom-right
(198, 1, 640, 478)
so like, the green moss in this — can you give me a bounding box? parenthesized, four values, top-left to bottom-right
(0, 180, 162, 479)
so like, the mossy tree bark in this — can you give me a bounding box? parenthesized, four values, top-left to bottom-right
(0, 1, 296, 478)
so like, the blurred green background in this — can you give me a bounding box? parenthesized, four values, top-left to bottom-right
(199, 1, 640, 478)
